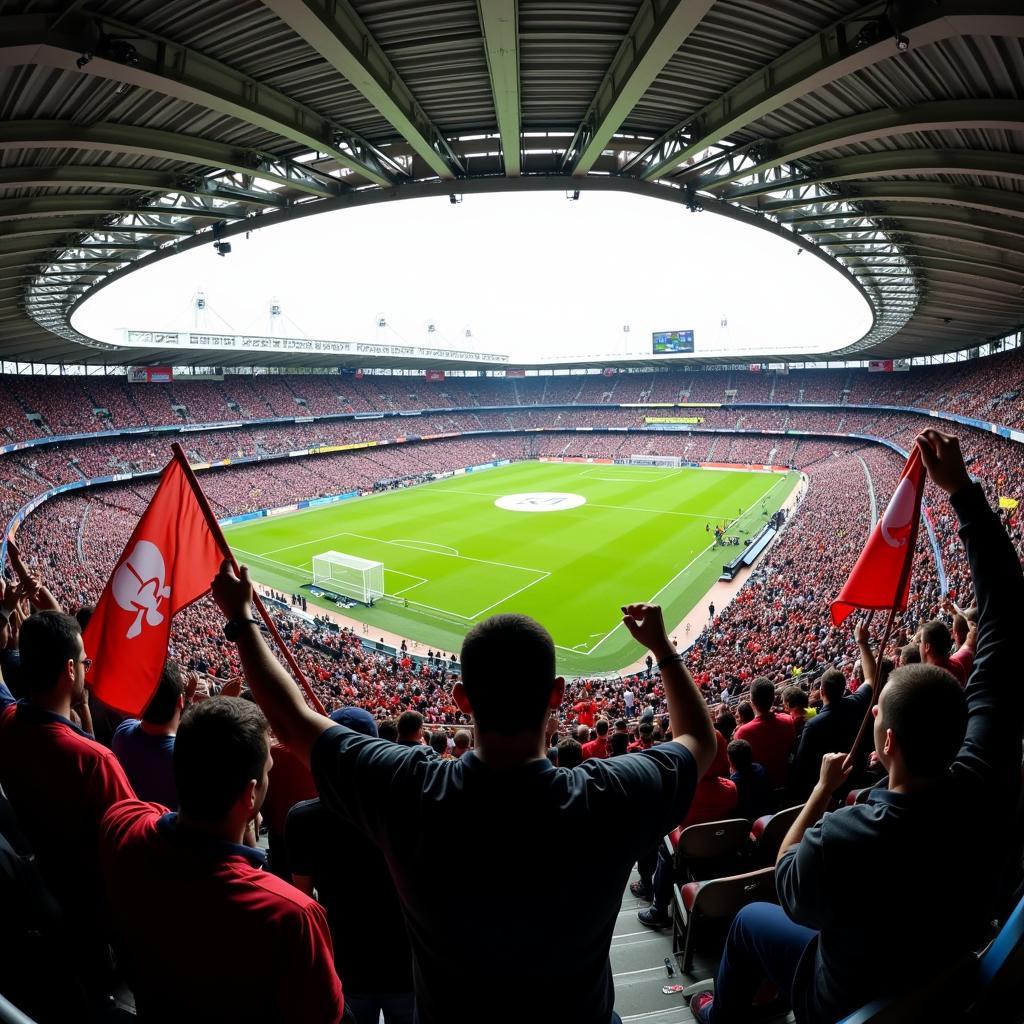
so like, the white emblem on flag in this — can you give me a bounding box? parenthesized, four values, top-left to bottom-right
(112, 540, 172, 639)
(880, 476, 916, 548)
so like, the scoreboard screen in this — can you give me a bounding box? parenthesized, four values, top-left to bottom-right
(652, 330, 694, 354)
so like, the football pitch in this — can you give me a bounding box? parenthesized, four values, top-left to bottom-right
(223, 461, 798, 675)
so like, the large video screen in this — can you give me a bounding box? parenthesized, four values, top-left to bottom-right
(652, 330, 694, 354)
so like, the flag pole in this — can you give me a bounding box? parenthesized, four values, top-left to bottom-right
(170, 444, 327, 716)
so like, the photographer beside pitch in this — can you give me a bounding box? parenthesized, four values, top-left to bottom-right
(209, 563, 716, 1024)
(690, 429, 1024, 1023)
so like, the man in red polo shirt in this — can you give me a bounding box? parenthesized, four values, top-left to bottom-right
(919, 617, 969, 686)
(734, 677, 796, 787)
(0, 611, 135, 965)
(99, 697, 343, 1023)
(582, 718, 611, 759)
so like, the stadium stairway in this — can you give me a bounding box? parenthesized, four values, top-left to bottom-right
(615, 871, 793, 1024)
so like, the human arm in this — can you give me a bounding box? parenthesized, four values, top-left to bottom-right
(918, 431, 1024, 795)
(776, 752, 851, 866)
(5, 538, 61, 612)
(210, 560, 332, 765)
(621, 603, 716, 778)
(854, 618, 878, 688)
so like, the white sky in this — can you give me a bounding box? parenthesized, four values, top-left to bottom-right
(73, 189, 873, 362)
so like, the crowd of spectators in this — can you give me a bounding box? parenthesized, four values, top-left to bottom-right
(0, 353, 1022, 1023)
(2, 347, 1024, 444)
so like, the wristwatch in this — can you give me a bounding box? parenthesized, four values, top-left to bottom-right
(223, 617, 261, 641)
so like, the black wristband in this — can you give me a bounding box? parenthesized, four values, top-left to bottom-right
(223, 617, 261, 642)
(656, 653, 684, 671)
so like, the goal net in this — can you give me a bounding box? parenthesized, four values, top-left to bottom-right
(311, 550, 385, 604)
(615, 455, 683, 468)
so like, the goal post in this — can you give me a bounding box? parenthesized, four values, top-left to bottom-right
(311, 550, 385, 604)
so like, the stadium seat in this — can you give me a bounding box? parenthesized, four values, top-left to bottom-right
(664, 818, 751, 882)
(671, 868, 777, 974)
(748, 804, 803, 865)
(964, 892, 1024, 1021)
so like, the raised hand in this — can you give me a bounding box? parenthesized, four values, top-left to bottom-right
(818, 751, 853, 793)
(211, 559, 253, 621)
(916, 430, 971, 496)
(620, 603, 672, 659)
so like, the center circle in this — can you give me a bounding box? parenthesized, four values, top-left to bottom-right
(494, 492, 587, 513)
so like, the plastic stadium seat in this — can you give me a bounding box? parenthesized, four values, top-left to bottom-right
(749, 805, 803, 865)
(965, 892, 1024, 1021)
(664, 818, 751, 882)
(671, 867, 777, 974)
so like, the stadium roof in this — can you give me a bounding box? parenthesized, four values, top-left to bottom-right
(1, 0, 1022, 368)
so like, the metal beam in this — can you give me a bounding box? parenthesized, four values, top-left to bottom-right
(761, 183, 1024, 220)
(722, 150, 1024, 200)
(807, 222, 1024, 260)
(0, 196, 254, 223)
(623, 2, 1024, 181)
(477, 0, 521, 176)
(0, 165, 290, 207)
(3, 222, 193, 243)
(562, 0, 714, 176)
(695, 100, 1024, 191)
(788, 204, 1024, 241)
(260, 0, 463, 180)
(0, 14, 398, 186)
(0, 121, 344, 199)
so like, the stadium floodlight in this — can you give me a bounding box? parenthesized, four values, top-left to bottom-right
(312, 551, 385, 605)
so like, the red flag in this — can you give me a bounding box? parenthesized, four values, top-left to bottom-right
(83, 454, 224, 715)
(830, 446, 926, 627)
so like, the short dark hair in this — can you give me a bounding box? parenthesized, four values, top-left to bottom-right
(378, 719, 399, 742)
(920, 619, 952, 658)
(429, 729, 448, 755)
(453, 729, 471, 750)
(951, 613, 968, 642)
(556, 737, 582, 768)
(174, 698, 269, 822)
(614, 719, 628, 732)
(397, 710, 423, 739)
(595, 719, 609, 736)
(737, 701, 754, 724)
(727, 738, 753, 773)
(820, 668, 846, 703)
(882, 665, 967, 778)
(899, 644, 921, 665)
(716, 711, 736, 740)
(750, 678, 774, 713)
(783, 685, 807, 710)
(142, 661, 185, 725)
(19, 611, 81, 692)
(609, 732, 629, 757)
(460, 614, 556, 735)
(638, 722, 654, 740)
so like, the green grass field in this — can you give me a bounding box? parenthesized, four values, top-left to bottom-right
(223, 461, 798, 675)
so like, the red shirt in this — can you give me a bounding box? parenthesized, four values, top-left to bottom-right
(735, 712, 796, 787)
(708, 730, 730, 778)
(670, 776, 739, 845)
(100, 800, 343, 1023)
(581, 736, 610, 760)
(944, 650, 971, 687)
(262, 743, 317, 840)
(573, 700, 597, 728)
(0, 702, 134, 935)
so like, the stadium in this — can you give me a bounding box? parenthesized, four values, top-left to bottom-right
(1, 2, 1023, 1024)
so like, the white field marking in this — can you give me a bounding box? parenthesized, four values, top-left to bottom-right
(583, 473, 793, 657)
(464, 568, 552, 619)
(390, 539, 459, 556)
(385, 570, 429, 597)
(233, 547, 314, 577)
(586, 500, 719, 520)
(260, 529, 546, 577)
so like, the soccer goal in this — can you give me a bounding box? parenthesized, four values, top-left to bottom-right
(311, 550, 385, 605)
(615, 455, 683, 468)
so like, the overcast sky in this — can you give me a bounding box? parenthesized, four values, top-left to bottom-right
(73, 189, 872, 362)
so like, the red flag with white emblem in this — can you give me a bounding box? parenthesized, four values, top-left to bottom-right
(830, 446, 926, 627)
(83, 454, 224, 715)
